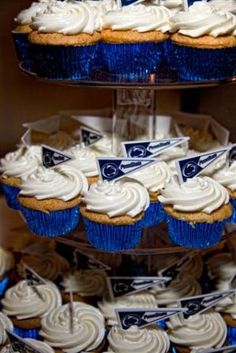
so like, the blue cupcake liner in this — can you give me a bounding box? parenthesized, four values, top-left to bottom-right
(0, 277, 9, 297)
(143, 201, 165, 228)
(20, 205, 80, 237)
(166, 214, 227, 249)
(227, 325, 236, 345)
(101, 41, 165, 77)
(1, 183, 21, 210)
(83, 217, 143, 252)
(30, 43, 98, 79)
(12, 31, 31, 63)
(230, 199, 236, 223)
(172, 43, 236, 81)
(13, 327, 40, 339)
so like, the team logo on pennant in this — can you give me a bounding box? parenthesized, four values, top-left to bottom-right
(229, 144, 236, 166)
(42, 145, 74, 168)
(121, 0, 144, 6)
(116, 308, 186, 330)
(176, 148, 229, 183)
(97, 157, 156, 182)
(80, 127, 103, 146)
(107, 277, 171, 299)
(178, 290, 235, 319)
(122, 137, 189, 159)
(6, 330, 45, 353)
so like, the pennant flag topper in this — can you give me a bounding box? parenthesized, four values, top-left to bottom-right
(107, 277, 171, 299)
(228, 144, 236, 166)
(176, 147, 229, 183)
(6, 330, 45, 353)
(97, 157, 157, 182)
(178, 290, 235, 319)
(195, 344, 236, 353)
(42, 145, 74, 168)
(24, 264, 46, 286)
(122, 137, 189, 159)
(80, 127, 103, 147)
(116, 307, 187, 330)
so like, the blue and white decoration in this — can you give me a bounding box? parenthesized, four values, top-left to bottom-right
(178, 290, 235, 319)
(229, 144, 236, 166)
(176, 147, 229, 183)
(97, 157, 156, 182)
(42, 145, 74, 168)
(122, 137, 189, 159)
(80, 127, 103, 147)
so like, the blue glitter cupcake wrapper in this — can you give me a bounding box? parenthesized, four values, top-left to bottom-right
(166, 214, 227, 249)
(20, 205, 80, 237)
(0, 277, 9, 297)
(12, 31, 31, 63)
(13, 327, 40, 339)
(230, 199, 236, 223)
(83, 217, 143, 252)
(172, 43, 236, 81)
(227, 325, 236, 345)
(101, 41, 164, 77)
(1, 183, 21, 210)
(30, 43, 98, 79)
(143, 201, 165, 228)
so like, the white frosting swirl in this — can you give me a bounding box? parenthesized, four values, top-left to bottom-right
(108, 325, 170, 353)
(0, 313, 13, 345)
(40, 302, 105, 353)
(130, 161, 172, 193)
(0, 146, 41, 180)
(25, 340, 55, 353)
(62, 270, 107, 297)
(150, 274, 201, 305)
(167, 310, 227, 352)
(67, 146, 100, 177)
(2, 280, 62, 320)
(170, 2, 236, 37)
(0, 247, 14, 277)
(31, 1, 102, 35)
(98, 292, 157, 326)
(209, 0, 236, 14)
(158, 176, 229, 214)
(18, 251, 69, 281)
(83, 179, 150, 218)
(15, 1, 54, 25)
(159, 146, 187, 161)
(20, 164, 88, 201)
(213, 161, 236, 191)
(104, 4, 171, 33)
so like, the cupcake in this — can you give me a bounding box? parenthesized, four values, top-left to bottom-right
(149, 274, 201, 306)
(170, 2, 236, 80)
(66, 145, 102, 185)
(107, 325, 170, 353)
(215, 278, 236, 345)
(29, 1, 102, 79)
(158, 176, 232, 248)
(40, 302, 106, 353)
(0, 248, 15, 297)
(2, 280, 62, 339)
(61, 269, 107, 304)
(98, 291, 157, 327)
(0, 146, 41, 210)
(167, 310, 227, 352)
(102, 4, 171, 76)
(18, 164, 88, 237)
(12, 0, 52, 63)
(1, 340, 54, 353)
(0, 313, 13, 349)
(130, 161, 172, 227)
(212, 161, 236, 223)
(17, 250, 69, 282)
(81, 179, 150, 252)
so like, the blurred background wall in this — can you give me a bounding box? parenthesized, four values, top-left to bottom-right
(0, 0, 235, 156)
